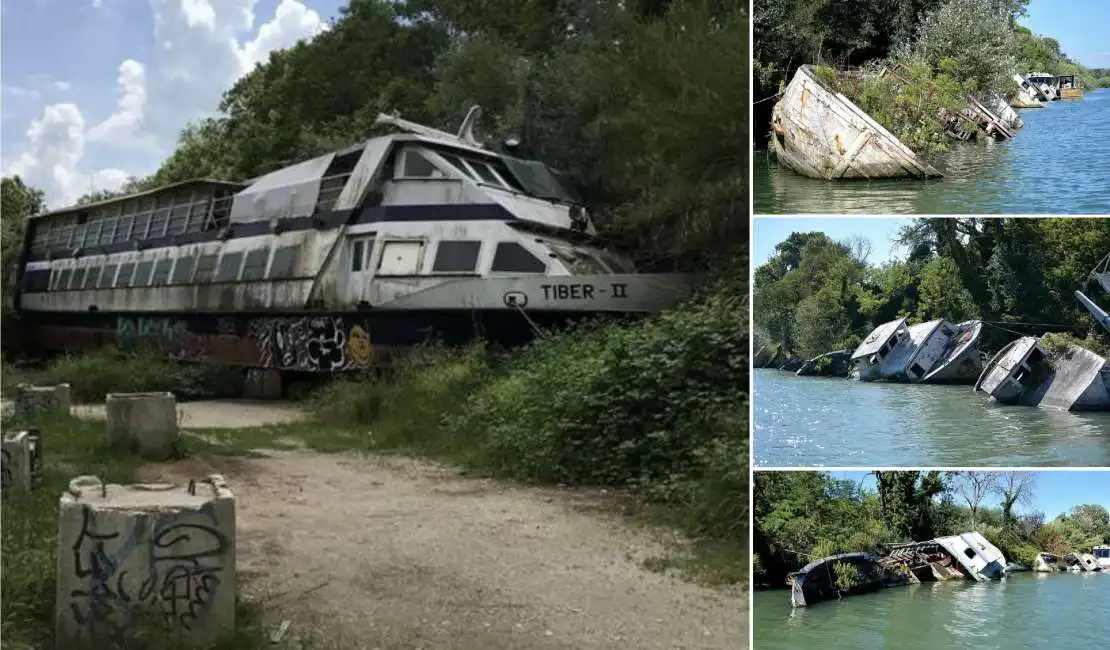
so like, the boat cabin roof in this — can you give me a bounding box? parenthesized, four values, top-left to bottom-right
(31, 179, 245, 221)
(851, 316, 908, 359)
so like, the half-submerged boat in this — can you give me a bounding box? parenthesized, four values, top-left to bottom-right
(790, 532, 1007, 607)
(13, 106, 695, 390)
(975, 336, 1110, 411)
(1033, 552, 1063, 572)
(1026, 72, 1059, 101)
(1056, 74, 1084, 100)
(1065, 553, 1102, 572)
(795, 349, 852, 377)
(1011, 74, 1045, 108)
(770, 65, 942, 180)
(849, 317, 984, 383)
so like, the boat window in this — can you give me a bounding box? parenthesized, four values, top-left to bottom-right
(241, 248, 270, 281)
(401, 150, 440, 178)
(439, 153, 478, 180)
(115, 262, 135, 287)
(71, 267, 88, 289)
(269, 246, 299, 279)
(547, 244, 607, 274)
(432, 240, 481, 273)
(20, 269, 51, 293)
(216, 252, 244, 282)
(963, 548, 977, 560)
(377, 241, 424, 276)
(909, 363, 926, 378)
(83, 265, 102, 289)
(48, 269, 61, 291)
(134, 261, 155, 286)
(194, 254, 218, 283)
(151, 259, 173, 286)
(171, 255, 196, 284)
(491, 242, 546, 274)
(98, 264, 119, 289)
(350, 240, 366, 272)
(58, 268, 73, 290)
(470, 161, 502, 186)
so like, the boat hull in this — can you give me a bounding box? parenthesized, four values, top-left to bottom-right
(1060, 87, 1084, 99)
(923, 320, 984, 384)
(770, 66, 942, 181)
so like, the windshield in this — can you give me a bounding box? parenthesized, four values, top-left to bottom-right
(429, 145, 582, 205)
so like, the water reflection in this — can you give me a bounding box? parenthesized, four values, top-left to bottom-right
(754, 88, 1110, 214)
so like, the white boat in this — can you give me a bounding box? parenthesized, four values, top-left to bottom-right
(770, 65, 942, 180)
(1094, 546, 1110, 570)
(1066, 553, 1102, 572)
(933, 533, 1009, 581)
(1011, 74, 1045, 108)
(987, 95, 1024, 131)
(850, 318, 982, 383)
(1026, 72, 1059, 101)
(976, 336, 1110, 411)
(922, 320, 986, 383)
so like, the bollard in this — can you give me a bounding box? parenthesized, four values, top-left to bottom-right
(55, 474, 236, 648)
(14, 383, 72, 419)
(104, 392, 179, 460)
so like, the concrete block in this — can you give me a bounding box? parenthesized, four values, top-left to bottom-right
(3, 429, 41, 492)
(105, 392, 179, 460)
(55, 474, 236, 649)
(14, 382, 72, 418)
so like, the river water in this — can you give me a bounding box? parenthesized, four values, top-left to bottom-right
(754, 572, 1109, 650)
(753, 369, 1110, 467)
(754, 88, 1110, 214)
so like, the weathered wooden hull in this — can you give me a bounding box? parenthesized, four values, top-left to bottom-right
(1060, 87, 1084, 99)
(770, 66, 942, 180)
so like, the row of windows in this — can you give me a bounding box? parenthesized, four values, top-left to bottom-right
(41, 246, 300, 292)
(351, 239, 548, 276)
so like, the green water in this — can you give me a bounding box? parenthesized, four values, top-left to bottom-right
(754, 572, 1109, 650)
(753, 369, 1110, 467)
(754, 88, 1110, 214)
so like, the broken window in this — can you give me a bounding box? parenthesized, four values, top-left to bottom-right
(491, 242, 546, 274)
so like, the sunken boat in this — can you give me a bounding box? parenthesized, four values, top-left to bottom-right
(849, 317, 984, 383)
(1065, 553, 1102, 572)
(1011, 74, 1045, 108)
(1033, 552, 1063, 572)
(796, 349, 852, 377)
(770, 65, 942, 180)
(790, 532, 1008, 607)
(975, 336, 1110, 411)
(13, 107, 694, 389)
(1026, 72, 1059, 101)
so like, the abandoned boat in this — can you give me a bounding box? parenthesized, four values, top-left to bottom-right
(770, 65, 942, 180)
(790, 532, 1008, 607)
(948, 98, 1017, 141)
(975, 336, 1110, 411)
(1094, 546, 1110, 570)
(796, 349, 852, 377)
(850, 317, 983, 383)
(1011, 74, 1045, 108)
(1033, 552, 1063, 572)
(1065, 553, 1102, 572)
(1056, 74, 1084, 100)
(13, 107, 694, 385)
(1027, 72, 1059, 101)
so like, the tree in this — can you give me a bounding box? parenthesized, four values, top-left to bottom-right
(917, 256, 976, 321)
(874, 471, 946, 541)
(994, 471, 1036, 525)
(951, 471, 998, 527)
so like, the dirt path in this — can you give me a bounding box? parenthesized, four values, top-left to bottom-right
(141, 450, 748, 650)
(71, 398, 306, 428)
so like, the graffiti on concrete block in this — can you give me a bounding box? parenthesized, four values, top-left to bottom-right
(250, 316, 373, 372)
(116, 317, 208, 360)
(68, 503, 229, 641)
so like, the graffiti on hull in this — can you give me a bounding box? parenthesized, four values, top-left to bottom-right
(249, 317, 373, 372)
(116, 317, 208, 360)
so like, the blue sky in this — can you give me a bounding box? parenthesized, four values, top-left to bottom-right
(826, 471, 1110, 520)
(753, 217, 912, 267)
(1021, 0, 1110, 68)
(1, 0, 345, 207)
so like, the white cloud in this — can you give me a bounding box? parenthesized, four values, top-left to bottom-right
(2, 0, 328, 208)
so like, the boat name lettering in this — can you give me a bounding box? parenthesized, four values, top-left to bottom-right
(540, 283, 629, 301)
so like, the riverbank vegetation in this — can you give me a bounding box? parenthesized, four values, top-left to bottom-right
(753, 471, 1110, 586)
(754, 217, 1110, 360)
(754, 0, 1104, 151)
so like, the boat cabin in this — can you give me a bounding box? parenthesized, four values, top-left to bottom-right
(1095, 546, 1110, 569)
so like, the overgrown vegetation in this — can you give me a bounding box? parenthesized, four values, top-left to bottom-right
(754, 470, 1110, 586)
(0, 408, 274, 650)
(754, 217, 1110, 360)
(755, 0, 1104, 153)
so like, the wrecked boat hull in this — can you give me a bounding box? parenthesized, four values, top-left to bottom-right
(789, 552, 883, 607)
(770, 66, 942, 181)
(976, 336, 1110, 411)
(923, 320, 985, 384)
(796, 349, 852, 377)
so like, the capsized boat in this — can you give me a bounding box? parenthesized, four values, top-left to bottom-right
(1026, 72, 1059, 101)
(1065, 553, 1102, 572)
(922, 320, 986, 383)
(947, 97, 1016, 141)
(770, 65, 942, 180)
(850, 317, 983, 383)
(796, 349, 852, 377)
(975, 336, 1110, 411)
(788, 552, 885, 607)
(1011, 74, 1045, 108)
(987, 95, 1024, 132)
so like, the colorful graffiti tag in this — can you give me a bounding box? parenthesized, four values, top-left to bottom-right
(249, 316, 373, 372)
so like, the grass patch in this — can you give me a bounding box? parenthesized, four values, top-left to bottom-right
(3, 347, 242, 404)
(0, 408, 276, 649)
